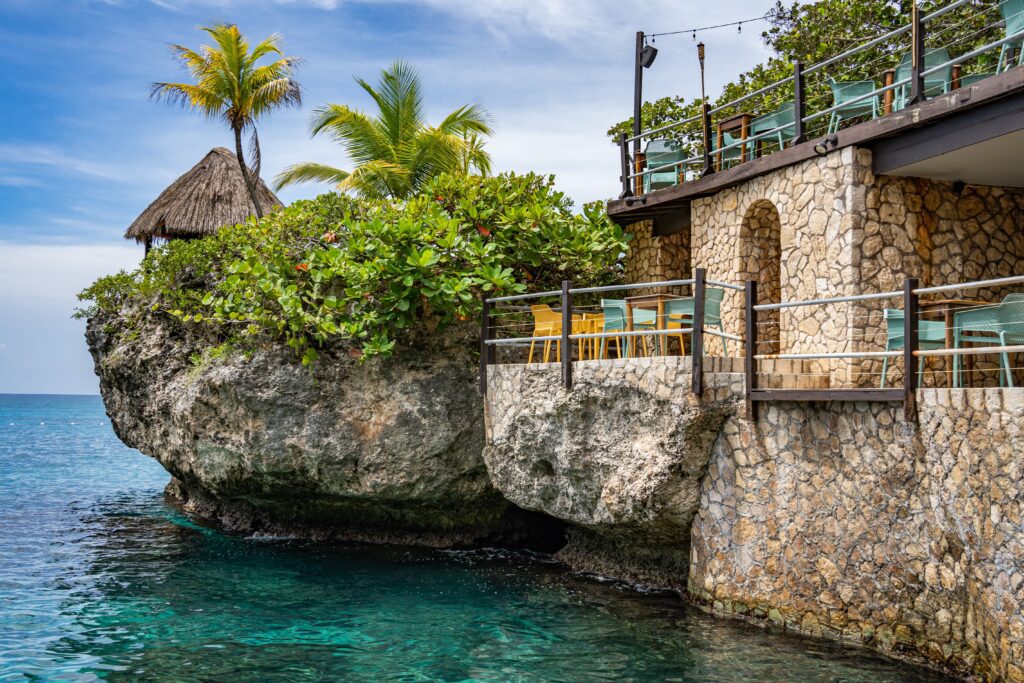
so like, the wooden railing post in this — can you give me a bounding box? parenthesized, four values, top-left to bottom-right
(692, 268, 706, 396)
(882, 69, 895, 114)
(910, 2, 926, 104)
(561, 280, 573, 389)
(701, 103, 714, 177)
(745, 280, 758, 420)
(792, 60, 806, 144)
(479, 297, 493, 396)
(618, 132, 632, 198)
(634, 151, 647, 196)
(903, 277, 919, 421)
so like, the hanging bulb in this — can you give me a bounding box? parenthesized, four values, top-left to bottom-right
(692, 30, 697, 41)
(738, 22, 742, 33)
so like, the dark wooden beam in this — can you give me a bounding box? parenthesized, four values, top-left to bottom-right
(749, 388, 905, 402)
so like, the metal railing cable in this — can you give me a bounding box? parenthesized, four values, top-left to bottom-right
(627, 0, 994, 155)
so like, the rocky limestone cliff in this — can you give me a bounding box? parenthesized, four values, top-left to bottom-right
(86, 311, 521, 545)
(484, 357, 743, 588)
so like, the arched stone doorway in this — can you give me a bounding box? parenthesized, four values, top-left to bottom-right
(737, 200, 782, 356)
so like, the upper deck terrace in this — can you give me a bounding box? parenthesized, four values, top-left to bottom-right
(607, 0, 1024, 226)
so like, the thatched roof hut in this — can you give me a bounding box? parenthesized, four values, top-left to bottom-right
(125, 147, 281, 248)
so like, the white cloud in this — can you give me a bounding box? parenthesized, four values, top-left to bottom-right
(0, 241, 141, 394)
(0, 143, 125, 182)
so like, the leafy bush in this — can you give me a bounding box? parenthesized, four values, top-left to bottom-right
(80, 172, 629, 363)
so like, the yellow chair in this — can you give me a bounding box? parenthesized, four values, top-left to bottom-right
(528, 305, 588, 363)
(529, 305, 561, 363)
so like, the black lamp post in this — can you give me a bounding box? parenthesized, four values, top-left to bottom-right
(633, 32, 658, 163)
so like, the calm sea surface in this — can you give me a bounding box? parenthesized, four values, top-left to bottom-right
(0, 394, 958, 682)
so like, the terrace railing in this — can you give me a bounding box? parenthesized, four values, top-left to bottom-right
(745, 273, 1024, 419)
(481, 272, 1024, 421)
(620, 0, 1024, 197)
(479, 269, 745, 396)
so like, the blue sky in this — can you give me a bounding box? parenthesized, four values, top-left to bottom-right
(0, 0, 772, 394)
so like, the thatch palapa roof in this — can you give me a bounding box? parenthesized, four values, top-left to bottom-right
(125, 147, 282, 243)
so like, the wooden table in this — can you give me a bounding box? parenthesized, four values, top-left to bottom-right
(715, 112, 754, 170)
(624, 293, 689, 357)
(919, 298, 987, 386)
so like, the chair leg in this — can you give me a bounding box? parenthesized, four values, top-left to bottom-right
(719, 324, 729, 357)
(880, 356, 889, 388)
(529, 338, 536, 364)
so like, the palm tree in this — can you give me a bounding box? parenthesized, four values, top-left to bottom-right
(151, 24, 302, 218)
(274, 61, 492, 199)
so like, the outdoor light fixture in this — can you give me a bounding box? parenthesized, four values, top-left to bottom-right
(639, 43, 658, 68)
(813, 133, 839, 155)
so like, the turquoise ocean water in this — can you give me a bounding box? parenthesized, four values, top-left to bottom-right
(0, 394, 957, 682)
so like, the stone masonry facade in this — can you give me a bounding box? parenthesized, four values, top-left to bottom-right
(690, 389, 1024, 682)
(625, 146, 1024, 387)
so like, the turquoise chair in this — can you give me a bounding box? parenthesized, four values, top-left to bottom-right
(643, 139, 685, 193)
(960, 72, 996, 88)
(663, 288, 730, 356)
(599, 299, 629, 359)
(953, 294, 1024, 387)
(750, 100, 796, 152)
(827, 78, 880, 133)
(894, 48, 952, 111)
(879, 308, 946, 387)
(711, 132, 746, 170)
(599, 299, 657, 358)
(999, 0, 1024, 73)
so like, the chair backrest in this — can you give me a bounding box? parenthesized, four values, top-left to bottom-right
(828, 77, 877, 102)
(704, 288, 726, 323)
(884, 308, 905, 342)
(1003, 292, 1024, 303)
(896, 49, 952, 91)
(997, 298, 1024, 336)
(960, 72, 994, 87)
(711, 132, 742, 157)
(1002, 0, 1024, 34)
(645, 139, 684, 169)
(601, 299, 627, 330)
(531, 304, 561, 326)
(751, 101, 796, 136)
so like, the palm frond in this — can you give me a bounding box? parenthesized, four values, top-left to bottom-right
(273, 162, 351, 190)
(436, 103, 493, 137)
(149, 82, 225, 118)
(309, 104, 393, 165)
(338, 159, 409, 199)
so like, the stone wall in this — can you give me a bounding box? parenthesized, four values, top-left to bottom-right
(624, 146, 1024, 387)
(689, 389, 1024, 682)
(623, 219, 691, 297)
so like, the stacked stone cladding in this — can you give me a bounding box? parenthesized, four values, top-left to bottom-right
(626, 146, 1024, 388)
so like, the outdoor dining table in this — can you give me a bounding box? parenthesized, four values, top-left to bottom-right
(624, 293, 689, 357)
(715, 112, 754, 169)
(919, 298, 987, 386)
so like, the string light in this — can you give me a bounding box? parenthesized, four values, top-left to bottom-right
(646, 14, 769, 41)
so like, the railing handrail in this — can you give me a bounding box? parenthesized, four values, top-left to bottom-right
(914, 274, 1024, 295)
(753, 289, 903, 311)
(630, 0, 985, 145)
(569, 278, 695, 294)
(485, 289, 562, 304)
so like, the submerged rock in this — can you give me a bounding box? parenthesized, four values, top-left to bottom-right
(86, 313, 515, 545)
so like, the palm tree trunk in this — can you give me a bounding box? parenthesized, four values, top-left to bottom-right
(234, 126, 264, 219)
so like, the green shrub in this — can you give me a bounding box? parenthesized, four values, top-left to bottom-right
(80, 172, 629, 363)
